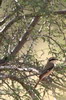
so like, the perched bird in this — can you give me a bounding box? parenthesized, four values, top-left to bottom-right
(34, 57, 58, 88)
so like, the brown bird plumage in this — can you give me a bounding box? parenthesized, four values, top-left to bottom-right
(34, 57, 57, 88)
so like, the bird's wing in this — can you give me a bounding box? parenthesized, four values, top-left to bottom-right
(44, 62, 54, 70)
(39, 63, 54, 79)
(34, 62, 54, 88)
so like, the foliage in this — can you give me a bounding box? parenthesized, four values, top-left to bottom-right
(0, 0, 66, 100)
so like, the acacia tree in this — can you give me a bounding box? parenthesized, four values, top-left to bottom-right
(0, 0, 66, 100)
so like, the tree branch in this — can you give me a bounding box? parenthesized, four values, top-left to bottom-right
(54, 10, 66, 15)
(0, 0, 2, 6)
(11, 16, 40, 56)
(0, 65, 40, 74)
(0, 73, 41, 100)
(0, 8, 66, 65)
(0, 16, 40, 65)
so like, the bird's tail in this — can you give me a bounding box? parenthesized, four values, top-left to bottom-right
(34, 79, 40, 88)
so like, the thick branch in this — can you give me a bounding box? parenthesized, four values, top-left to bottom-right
(0, 65, 40, 74)
(54, 10, 66, 15)
(0, 16, 40, 65)
(0, 16, 23, 33)
(0, 14, 14, 26)
(0, 9, 66, 65)
(11, 16, 40, 56)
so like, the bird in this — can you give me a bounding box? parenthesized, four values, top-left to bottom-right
(34, 57, 58, 88)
